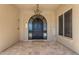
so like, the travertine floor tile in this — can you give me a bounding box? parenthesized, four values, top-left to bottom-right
(0, 41, 77, 55)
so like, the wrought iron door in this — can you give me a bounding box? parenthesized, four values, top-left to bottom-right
(32, 18, 43, 39)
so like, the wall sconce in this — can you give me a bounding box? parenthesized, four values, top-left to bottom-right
(25, 22, 27, 28)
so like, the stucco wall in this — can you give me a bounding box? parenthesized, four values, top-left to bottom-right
(0, 5, 19, 52)
(56, 4, 79, 54)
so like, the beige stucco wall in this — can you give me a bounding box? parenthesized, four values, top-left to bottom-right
(56, 4, 79, 54)
(0, 5, 19, 52)
(19, 9, 57, 41)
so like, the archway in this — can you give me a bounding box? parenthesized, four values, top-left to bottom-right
(28, 14, 47, 40)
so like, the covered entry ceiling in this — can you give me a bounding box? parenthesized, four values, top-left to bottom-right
(15, 4, 60, 11)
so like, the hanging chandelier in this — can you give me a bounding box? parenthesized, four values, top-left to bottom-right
(34, 4, 41, 15)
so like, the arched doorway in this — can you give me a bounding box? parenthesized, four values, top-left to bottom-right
(28, 15, 47, 40)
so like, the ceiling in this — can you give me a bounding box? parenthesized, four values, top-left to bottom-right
(15, 4, 60, 11)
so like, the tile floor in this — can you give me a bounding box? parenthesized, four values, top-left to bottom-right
(0, 41, 77, 55)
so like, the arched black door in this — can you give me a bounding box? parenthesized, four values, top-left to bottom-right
(32, 18, 43, 39)
(28, 15, 47, 40)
